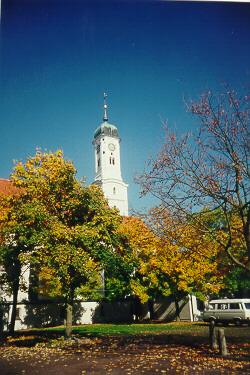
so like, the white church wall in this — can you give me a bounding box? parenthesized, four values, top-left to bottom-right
(0, 296, 197, 331)
(1, 300, 133, 331)
(102, 180, 128, 216)
(139, 296, 199, 322)
(0, 264, 30, 303)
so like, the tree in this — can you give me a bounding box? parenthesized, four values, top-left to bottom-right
(38, 184, 133, 337)
(0, 182, 49, 333)
(119, 216, 159, 319)
(121, 213, 225, 321)
(135, 84, 250, 272)
(148, 208, 226, 295)
(10, 150, 133, 337)
(220, 267, 250, 298)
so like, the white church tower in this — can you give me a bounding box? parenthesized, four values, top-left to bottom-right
(92, 94, 128, 216)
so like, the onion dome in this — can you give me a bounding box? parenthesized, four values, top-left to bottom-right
(94, 122, 119, 139)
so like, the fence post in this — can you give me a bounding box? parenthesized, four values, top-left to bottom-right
(209, 321, 218, 350)
(218, 328, 227, 356)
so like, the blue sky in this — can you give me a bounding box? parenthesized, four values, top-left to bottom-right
(1, 0, 249, 213)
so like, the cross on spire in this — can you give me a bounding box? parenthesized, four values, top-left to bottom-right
(103, 93, 108, 122)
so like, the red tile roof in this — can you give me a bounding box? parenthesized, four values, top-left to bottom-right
(0, 179, 23, 197)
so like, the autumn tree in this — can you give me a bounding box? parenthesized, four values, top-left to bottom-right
(136, 84, 250, 272)
(10, 150, 133, 337)
(0, 181, 49, 333)
(121, 213, 225, 321)
(119, 216, 159, 319)
(149, 208, 227, 313)
(38, 184, 134, 337)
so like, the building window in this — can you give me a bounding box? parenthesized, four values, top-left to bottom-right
(98, 158, 100, 167)
(113, 187, 116, 195)
(112, 158, 115, 165)
(109, 157, 115, 165)
(97, 145, 100, 153)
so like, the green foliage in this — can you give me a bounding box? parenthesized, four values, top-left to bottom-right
(0, 194, 50, 292)
(219, 267, 250, 298)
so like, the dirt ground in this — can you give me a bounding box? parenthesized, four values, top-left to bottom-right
(0, 333, 249, 375)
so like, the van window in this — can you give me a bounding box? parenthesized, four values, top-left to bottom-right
(208, 304, 215, 310)
(244, 303, 250, 309)
(229, 303, 240, 309)
(218, 303, 228, 310)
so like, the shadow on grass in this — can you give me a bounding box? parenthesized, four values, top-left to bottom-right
(0, 322, 249, 351)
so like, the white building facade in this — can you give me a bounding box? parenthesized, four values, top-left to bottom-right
(92, 99, 129, 216)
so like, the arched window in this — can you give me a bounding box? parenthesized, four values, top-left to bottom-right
(113, 187, 116, 195)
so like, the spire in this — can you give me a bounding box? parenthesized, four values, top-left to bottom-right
(103, 93, 108, 122)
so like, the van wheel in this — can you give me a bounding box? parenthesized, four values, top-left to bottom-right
(234, 319, 241, 327)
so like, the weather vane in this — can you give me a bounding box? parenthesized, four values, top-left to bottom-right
(103, 93, 108, 121)
(104, 93, 107, 105)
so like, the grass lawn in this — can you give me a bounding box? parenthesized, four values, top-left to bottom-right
(32, 321, 250, 342)
(46, 321, 208, 336)
(72, 321, 207, 335)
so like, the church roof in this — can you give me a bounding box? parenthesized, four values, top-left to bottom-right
(0, 179, 23, 197)
(94, 122, 119, 140)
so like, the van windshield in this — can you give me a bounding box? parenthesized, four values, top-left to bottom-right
(244, 303, 250, 309)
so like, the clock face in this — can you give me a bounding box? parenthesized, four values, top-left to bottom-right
(108, 143, 116, 151)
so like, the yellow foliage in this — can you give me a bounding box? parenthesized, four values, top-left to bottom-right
(120, 210, 226, 302)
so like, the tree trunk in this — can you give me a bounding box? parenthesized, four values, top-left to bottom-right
(65, 299, 73, 339)
(9, 279, 19, 334)
(174, 295, 181, 322)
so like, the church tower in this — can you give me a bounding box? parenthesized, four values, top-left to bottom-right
(92, 94, 128, 216)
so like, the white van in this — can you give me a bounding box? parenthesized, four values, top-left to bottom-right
(203, 299, 250, 326)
